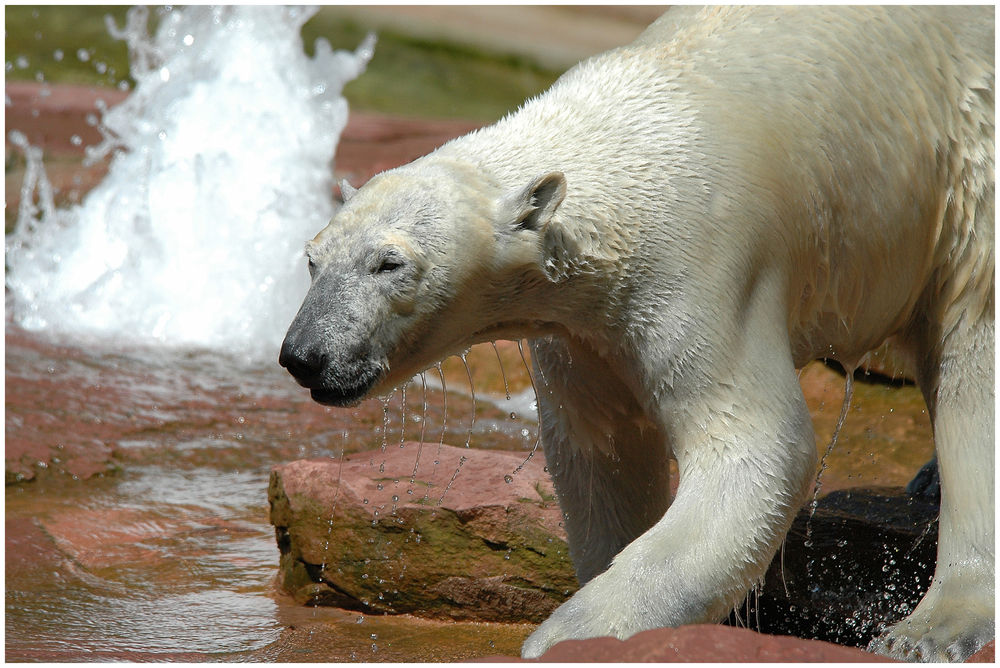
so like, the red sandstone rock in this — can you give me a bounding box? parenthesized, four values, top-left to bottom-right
(969, 640, 995, 663)
(268, 442, 575, 622)
(334, 112, 481, 189)
(5, 81, 128, 153)
(526, 624, 896, 662)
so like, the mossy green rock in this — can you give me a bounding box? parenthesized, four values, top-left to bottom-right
(269, 443, 575, 622)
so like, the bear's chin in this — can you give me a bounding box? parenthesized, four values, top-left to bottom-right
(309, 385, 372, 407)
(308, 368, 384, 407)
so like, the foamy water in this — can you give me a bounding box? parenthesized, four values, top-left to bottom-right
(6, 6, 373, 362)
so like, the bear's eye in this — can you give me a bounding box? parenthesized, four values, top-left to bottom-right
(370, 246, 408, 275)
(377, 258, 403, 273)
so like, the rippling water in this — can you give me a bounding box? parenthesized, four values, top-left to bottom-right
(4, 325, 538, 661)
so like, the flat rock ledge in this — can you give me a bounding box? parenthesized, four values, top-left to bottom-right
(268, 442, 574, 622)
(511, 624, 896, 662)
(496, 630, 995, 663)
(270, 446, 996, 661)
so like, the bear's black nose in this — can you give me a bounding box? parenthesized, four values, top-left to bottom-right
(278, 339, 327, 387)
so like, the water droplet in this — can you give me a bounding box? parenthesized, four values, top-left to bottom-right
(76, 48, 90, 62)
(53, 49, 64, 62)
(503, 474, 513, 483)
(183, 33, 195, 46)
(362, 498, 369, 504)
(15, 55, 29, 69)
(356, 615, 364, 624)
(376, 482, 384, 490)
(159, 66, 171, 82)
(70, 135, 83, 146)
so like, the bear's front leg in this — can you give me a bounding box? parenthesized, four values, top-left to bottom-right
(531, 337, 673, 585)
(522, 326, 817, 658)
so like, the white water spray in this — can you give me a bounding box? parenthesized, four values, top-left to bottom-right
(6, 6, 374, 362)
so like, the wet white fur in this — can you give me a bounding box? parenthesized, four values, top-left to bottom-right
(308, 6, 993, 662)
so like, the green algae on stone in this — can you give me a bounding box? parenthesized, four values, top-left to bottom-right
(268, 447, 576, 623)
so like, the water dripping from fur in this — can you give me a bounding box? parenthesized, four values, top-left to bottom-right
(491, 341, 512, 401)
(316, 434, 347, 607)
(805, 368, 855, 580)
(420, 363, 448, 504)
(429, 352, 478, 503)
(438, 455, 468, 505)
(511, 340, 543, 477)
(408, 373, 429, 487)
(398, 384, 407, 448)
(459, 351, 476, 448)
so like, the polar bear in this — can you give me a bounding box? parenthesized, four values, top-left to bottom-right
(279, 6, 994, 662)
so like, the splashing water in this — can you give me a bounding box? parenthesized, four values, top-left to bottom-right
(6, 6, 375, 362)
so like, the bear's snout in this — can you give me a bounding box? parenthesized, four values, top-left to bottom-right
(278, 337, 327, 388)
(279, 327, 384, 407)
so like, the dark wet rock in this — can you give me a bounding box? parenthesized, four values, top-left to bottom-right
(735, 487, 939, 650)
(905, 455, 940, 502)
(268, 443, 574, 622)
(517, 624, 896, 662)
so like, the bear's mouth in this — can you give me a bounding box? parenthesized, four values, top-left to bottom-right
(307, 364, 385, 408)
(309, 385, 370, 407)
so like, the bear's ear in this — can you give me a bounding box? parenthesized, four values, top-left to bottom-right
(340, 178, 359, 203)
(502, 171, 566, 232)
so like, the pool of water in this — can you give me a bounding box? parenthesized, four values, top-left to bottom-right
(4, 324, 538, 661)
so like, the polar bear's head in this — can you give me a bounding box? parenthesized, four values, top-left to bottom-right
(279, 159, 566, 406)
